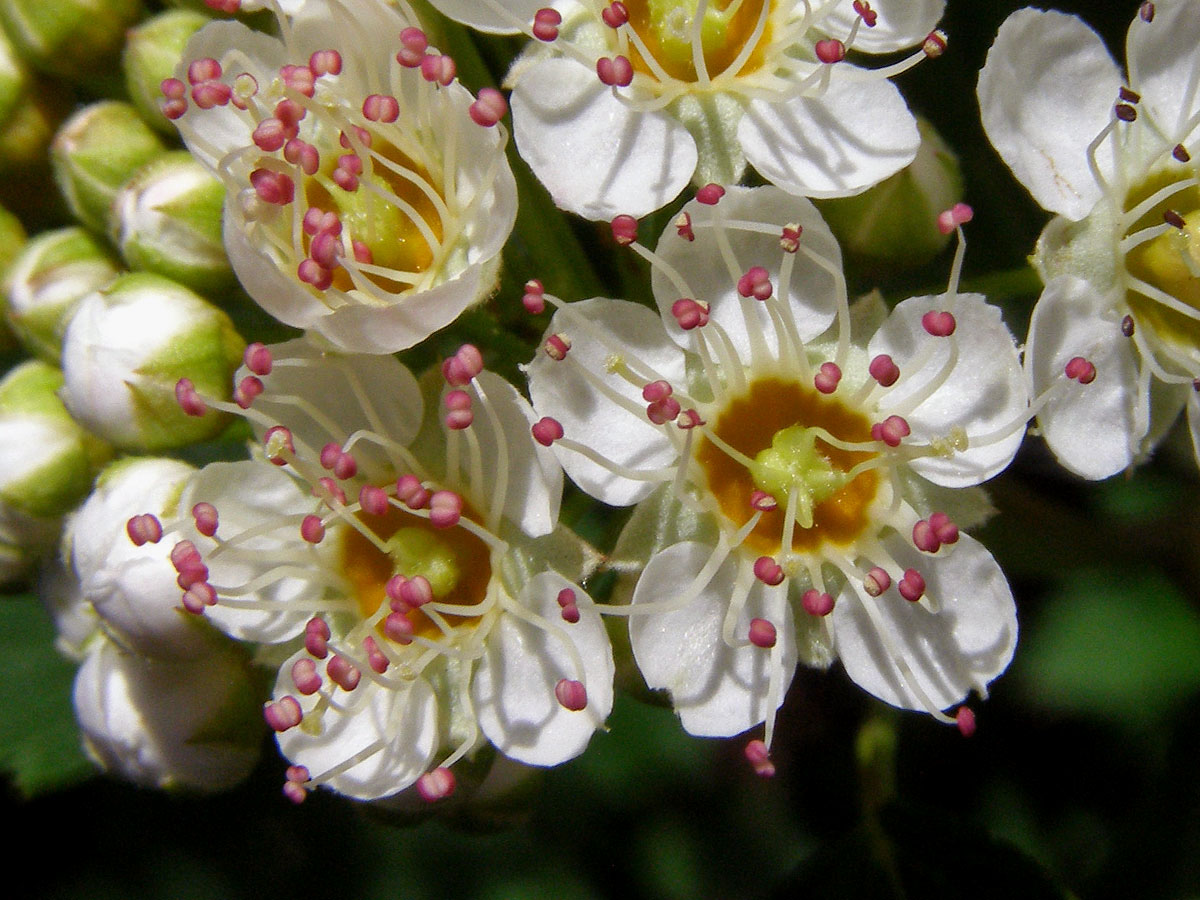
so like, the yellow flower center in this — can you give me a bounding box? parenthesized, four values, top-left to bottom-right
(341, 498, 491, 641)
(694, 377, 879, 556)
(626, 0, 772, 83)
(1123, 170, 1200, 362)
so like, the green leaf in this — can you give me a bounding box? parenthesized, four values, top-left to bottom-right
(0, 593, 92, 796)
(1016, 568, 1200, 727)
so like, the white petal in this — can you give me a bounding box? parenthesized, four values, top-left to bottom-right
(276, 663, 438, 801)
(739, 70, 920, 199)
(527, 298, 686, 506)
(1127, 0, 1200, 141)
(652, 185, 841, 356)
(819, 0, 945, 53)
(629, 543, 797, 738)
(511, 58, 697, 220)
(472, 572, 613, 766)
(247, 338, 424, 482)
(458, 372, 562, 538)
(832, 533, 1017, 712)
(1026, 276, 1144, 480)
(183, 461, 327, 645)
(425, 0, 545, 33)
(977, 9, 1120, 220)
(870, 293, 1027, 487)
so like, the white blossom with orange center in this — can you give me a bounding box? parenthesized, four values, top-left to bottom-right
(134, 338, 611, 803)
(526, 186, 1029, 759)
(168, 0, 517, 353)
(979, 0, 1200, 478)
(430, 0, 944, 219)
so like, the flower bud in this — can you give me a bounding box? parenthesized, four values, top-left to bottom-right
(38, 555, 98, 662)
(3, 226, 120, 362)
(122, 9, 209, 135)
(60, 272, 245, 450)
(815, 119, 964, 273)
(110, 150, 234, 295)
(52, 101, 168, 234)
(67, 456, 211, 659)
(0, 76, 71, 173)
(73, 633, 262, 792)
(0, 0, 146, 89)
(0, 360, 111, 519)
(0, 23, 30, 132)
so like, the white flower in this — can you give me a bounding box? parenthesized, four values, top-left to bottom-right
(169, 0, 517, 353)
(73, 632, 261, 792)
(431, 0, 944, 219)
(152, 338, 612, 802)
(526, 186, 1026, 757)
(978, 0, 1200, 478)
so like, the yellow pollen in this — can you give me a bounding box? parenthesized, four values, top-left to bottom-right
(1123, 170, 1200, 358)
(340, 496, 491, 642)
(624, 0, 771, 83)
(695, 377, 878, 556)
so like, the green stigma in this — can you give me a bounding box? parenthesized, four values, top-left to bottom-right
(645, 0, 738, 69)
(750, 424, 851, 529)
(385, 527, 461, 598)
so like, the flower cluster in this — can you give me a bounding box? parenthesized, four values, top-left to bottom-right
(3, 0, 1177, 821)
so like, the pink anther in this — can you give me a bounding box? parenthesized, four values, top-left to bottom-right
(871, 415, 910, 447)
(936, 202, 974, 235)
(397, 28, 428, 68)
(737, 266, 772, 301)
(928, 511, 958, 545)
(814, 361, 842, 394)
(441, 344, 484, 386)
(191, 502, 218, 537)
(291, 658, 322, 695)
(642, 380, 673, 402)
(300, 514, 326, 544)
(175, 378, 207, 416)
(385, 611, 415, 644)
(610, 214, 638, 245)
(417, 767, 456, 802)
(264, 696, 303, 732)
(252, 118, 288, 152)
(750, 490, 777, 512)
(754, 555, 785, 586)
(544, 333, 571, 360)
(235, 375, 263, 408)
(670, 298, 709, 330)
(297, 258, 332, 290)
(358, 484, 390, 517)
(863, 566, 891, 596)
(429, 490, 463, 529)
(309, 49, 342, 77)
(898, 568, 926, 602)
(191, 80, 233, 109)
(305, 617, 330, 658)
(802, 588, 834, 616)
(868, 354, 900, 387)
(444, 389, 474, 430)
(913, 519, 941, 553)
(326, 655, 361, 691)
(744, 739, 775, 777)
(923, 29, 947, 57)
(780, 223, 802, 253)
(399, 575, 433, 609)
(748, 618, 777, 648)
(264, 425, 294, 464)
(395, 475, 430, 510)
(161, 77, 186, 100)
(284, 139, 320, 175)
(315, 476, 346, 507)
(956, 706, 976, 737)
(853, 0, 878, 26)
(420, 53, 456, 86)
(532, 7, 562, 41)
(815, 39, 845, 63)
(1064, 356, 1096, 384)
(469, 87, 508, 127)
(522, 278, 546, 314)
(677, 409, 704, 429)
(921, 310, 956, 336)
(601, 1, 629, 27)
(647, 396, 681, 425)
(532, 417, 564, 447)
(170, 540, 203, 572)
(126, 514, 163, 546)
(555, 678, 588, 711)
(181, 582, 217, 613)
(696, 183, 725, 205)
(1173, 143, 1190, 162)
(363, 636, 389, 674)
(243, 342, 273, 376)
(250, 168, 295, 205)
(596, 55, 633, 87)
(187, 57, 222, 85)
(161, 98, 188, 120)
(363, 93, 400, 123)
(279, 64, 315, 97)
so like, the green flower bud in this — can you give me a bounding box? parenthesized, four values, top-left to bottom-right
(0, 76, 71, 172)
(0, 0, 146, 89)
(60, 272, 245, 450)
(3, 226, 120, 362)
(111, 151, 233, 296)
(815, 119, 964, 274)
(52, 101, 167, 234)
(122, 9, 208, 136)
(0, 359, 111, 518)
(0, 21, 30, 130)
